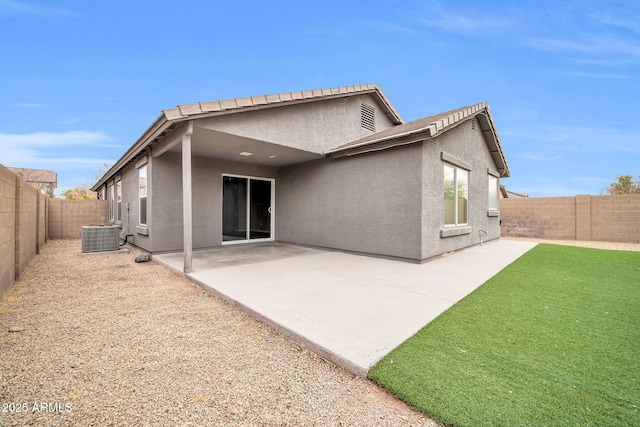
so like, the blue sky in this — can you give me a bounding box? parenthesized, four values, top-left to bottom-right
(1, 0, 638, 196)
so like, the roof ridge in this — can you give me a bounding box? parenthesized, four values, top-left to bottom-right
(329, 102, 488, 152)
(423, 102, 488, 136)
(326, 101, 509, 177)
(93, 84, 402, 190)
(163, 83, 399, 122)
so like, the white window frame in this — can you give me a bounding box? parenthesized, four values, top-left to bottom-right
(488, 174, 499, 211)
(116, 179, 122, 222)
(444, 163, 469, 227)
(221, 173, 275, 245)
(107, 183, 115, 222)
(138, 165, 148, 226)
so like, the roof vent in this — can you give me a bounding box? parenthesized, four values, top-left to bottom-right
(361, 102, 375, 132)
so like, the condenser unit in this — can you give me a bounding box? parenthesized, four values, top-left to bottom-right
(81, 226, 119, 253)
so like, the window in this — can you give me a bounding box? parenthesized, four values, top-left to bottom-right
(488, 175, 499, 211)
(139, 166, 147, 225)
(444, 164, 468, 226)
(116, 180, 122, 222)
(107, 183, 114, 221)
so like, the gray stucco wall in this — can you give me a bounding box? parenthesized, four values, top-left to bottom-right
(102, 114, 502, 260)
(121, 161, 145, 245)
(100, 158, 151, 251)
(276, 144, 424, 260)
(151, 152, 278, 252)
(421, 118, 501, 259)
(196, 93, 396, 154)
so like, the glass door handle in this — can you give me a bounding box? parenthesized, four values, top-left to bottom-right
(268, 207, 272, 214)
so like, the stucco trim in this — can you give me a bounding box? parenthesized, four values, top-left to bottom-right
(135, 156, 148, 169)
(135, 225, 149, 236)
(487, 168, 500, 177)
(441, 152, 472, 171)
(440, 226, 472, 238)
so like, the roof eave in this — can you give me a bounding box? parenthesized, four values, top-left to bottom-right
(162, 84, 403, 125)
(92, 84, 405, 191)
(91, 112, 175, 191)
(327, 128, 432, 158)
(475, 108, 510, 177)
(328, 104, 510, 177)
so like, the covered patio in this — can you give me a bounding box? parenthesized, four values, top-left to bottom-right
(151, 119, 324, 272)
(154, 239, 537, 376)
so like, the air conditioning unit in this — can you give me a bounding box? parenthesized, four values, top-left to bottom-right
(81, 226, 120, 253)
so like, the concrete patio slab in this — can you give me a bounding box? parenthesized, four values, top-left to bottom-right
(155, 239, 537, 376)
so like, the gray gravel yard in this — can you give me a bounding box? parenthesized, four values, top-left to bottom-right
(0, 240, 436, 426)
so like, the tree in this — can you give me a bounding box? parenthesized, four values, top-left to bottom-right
(60, 186, 97, 200)
(59, 163, 109, 200)
(91, 163, 110, 184)
(606, 175, 640, 195)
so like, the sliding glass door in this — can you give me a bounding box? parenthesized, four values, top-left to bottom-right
(222, 175, 273, 243)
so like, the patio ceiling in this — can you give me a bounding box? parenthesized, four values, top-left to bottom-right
(167, 125, 324, 167)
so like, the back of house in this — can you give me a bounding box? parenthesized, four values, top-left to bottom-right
(92, 84, 509, 268)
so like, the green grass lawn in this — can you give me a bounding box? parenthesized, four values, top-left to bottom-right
(369, 244, 640, 426)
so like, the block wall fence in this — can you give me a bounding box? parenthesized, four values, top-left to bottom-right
(500, 194, 640, 243)
(48, 199, 109, 239)
(1, 164, 108, 300)
(3, 158, 639, 301)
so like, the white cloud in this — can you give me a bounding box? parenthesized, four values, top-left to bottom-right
(362, 20, 419, 35)
(591, 14, 640, 34)
(0, 130, 112, 148)
(0, 147, 112, 169)
(12, 102, 50, 108)
(526, 33, 640, 60)
(413, 4, 515, 36)
(511, 153, 562, 162)
(0, 131, 120, 183)
(564, 71, 628, 79)
(0, 0, 79, 18)
(503, 125, 640, 154)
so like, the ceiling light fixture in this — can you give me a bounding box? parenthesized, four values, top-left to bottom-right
(239, 152, 252, 156)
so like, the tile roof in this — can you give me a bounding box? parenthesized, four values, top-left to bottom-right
(163, 83, 403, 124)
(328, 102, 510, 177)
(92, 84, 403, 190)
(9, 167, 57, 183)
(329, 103, 487, 152)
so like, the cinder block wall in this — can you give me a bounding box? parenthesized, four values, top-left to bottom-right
(500, 197, 576, 240)
(1, 163, 108, 300)
(15, 177, 38, 280)
(0, 165, 17, 300)
(590, 195, 640, 243)
(48, 199, 108, 239)
(0, 164, 47, 300)
(501, 195, 640, 243)
(48, 198, 62, 240)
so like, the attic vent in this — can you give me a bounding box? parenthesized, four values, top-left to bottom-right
(360, 102, 375, 132)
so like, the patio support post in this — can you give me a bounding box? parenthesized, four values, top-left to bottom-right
(182, 121, 194, 273)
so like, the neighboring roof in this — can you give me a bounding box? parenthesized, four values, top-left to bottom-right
(92, 83, 401, 190)
(327, 102, 510, 177)
(9, 167, 57, 184)
(500, 185, 528, 198)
